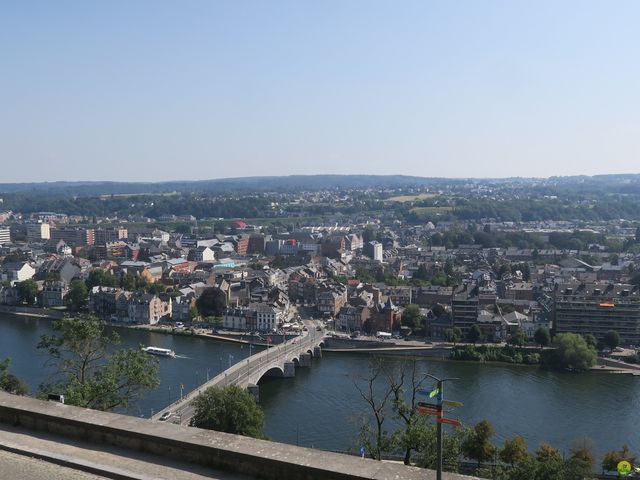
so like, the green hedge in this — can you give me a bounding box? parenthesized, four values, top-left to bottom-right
(450, 345, 540, 365)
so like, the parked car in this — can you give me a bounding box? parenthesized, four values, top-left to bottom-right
(159, 412, 172, 421)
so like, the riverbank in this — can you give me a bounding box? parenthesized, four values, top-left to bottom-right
(0, 306, 64, 319)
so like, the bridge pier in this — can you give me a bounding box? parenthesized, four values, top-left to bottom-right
(247, 384, 259, 403)
(313, 346, 322, 358)
(283, 361, 296, 378)
(299, 353, 312, 367)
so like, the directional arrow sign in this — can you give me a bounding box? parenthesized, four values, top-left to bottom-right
(417, 402, 441, 410)
(437, 417, 462, 427)
(417, 407, 441, 416)
(442, 400, 464, 408)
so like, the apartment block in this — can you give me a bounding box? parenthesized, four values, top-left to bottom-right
(554, 282, 640, 345)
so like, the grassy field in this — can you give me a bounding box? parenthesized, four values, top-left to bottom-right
(386, 193, 437, 202)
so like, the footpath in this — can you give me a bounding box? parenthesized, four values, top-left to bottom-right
(0, 423, 251, 480)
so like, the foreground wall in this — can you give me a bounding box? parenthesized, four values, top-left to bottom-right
(0, 392, 476, 480)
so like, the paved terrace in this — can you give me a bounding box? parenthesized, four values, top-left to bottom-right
(152, 328, 326, 425)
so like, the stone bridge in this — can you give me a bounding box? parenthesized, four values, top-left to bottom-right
(152, 329, 326, 425)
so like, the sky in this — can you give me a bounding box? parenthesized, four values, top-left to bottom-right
(1, 0, 640, 183)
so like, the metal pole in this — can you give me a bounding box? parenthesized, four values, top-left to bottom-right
(422, 374, 457, 480)
(436, 379, 443, 480)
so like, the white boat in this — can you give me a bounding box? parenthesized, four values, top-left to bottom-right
(142, 346, 176, 357)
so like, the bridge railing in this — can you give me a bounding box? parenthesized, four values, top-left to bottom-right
(152, 330, 324, 420)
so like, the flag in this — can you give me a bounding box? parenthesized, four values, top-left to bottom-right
(429, 387, 441, 398)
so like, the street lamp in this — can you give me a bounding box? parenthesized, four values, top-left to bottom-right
(424, 373, 458, 480)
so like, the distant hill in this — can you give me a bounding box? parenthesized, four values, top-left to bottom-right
(1, 173, 639, 196)
(0, 175, 459, 196)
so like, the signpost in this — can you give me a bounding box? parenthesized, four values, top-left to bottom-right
(437, 417, 462, 427)
(416, 374, 461, 480)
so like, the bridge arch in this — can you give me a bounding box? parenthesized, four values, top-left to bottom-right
(258, 366, 285, 382)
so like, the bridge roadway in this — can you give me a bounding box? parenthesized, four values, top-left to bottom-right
(152, 329, 326, 425)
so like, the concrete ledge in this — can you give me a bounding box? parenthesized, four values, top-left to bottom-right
(0, 392, 476, 480)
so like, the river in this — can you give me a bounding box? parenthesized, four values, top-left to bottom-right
(1, 314, 638, 457)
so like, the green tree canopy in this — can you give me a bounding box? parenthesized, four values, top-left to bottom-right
(582, 333, 598, 350)
(534, 327, 551, 349)
(196, 287, 227, 317)
(85, 269, 117, 289)
(190, 385, 265, 439)
(66, 280, 88, 312)
(507, 328, 527, 347)
(16, 279, 38, 305)
(544, 333, 597, 372)
(500, 435, 529, 466)
(534, 443, 564, 480)
(602, 444, 637, 472)
(461, 420, 496, 466)
(444, 327, 461, 345)
(37, 315, 159, 411)
(565, 438, 595, 480)
(603, 330, 620, 350)
(401, 304, 423, 332)
(0, 358, 28, 395)
(467, 325, 483, 344)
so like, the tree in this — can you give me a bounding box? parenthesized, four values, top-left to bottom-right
(602, 444, 637, 473)
(565, 438, 595, 480)
(401, 304, 423, 332)
(582, 333, 598, 350)
(37, 315, 159, 411)
(534, 327, 551, 350)
(414, 264, 429, 281)
(0, 358, 28, 395)
(362, 225, 376, 243)
(603, 330, 620, 350)
(354, 358, 396, 460)
(461, 420, 496, 466)
(445, 327, 461, 345)
(121, 273, 138, 291)
(189, 306, 199, 321)
(506, 454, 538, 480)
(16, 279, 38, 305)
(467, 325, 483, 344)
(418, 424, 468, 473)
(543, 333, 597, 372)
(535, 443, 564, 480)
(190, 385, 265, 439)
(66, 280, 88, 311)
(507, 328, 527, 347)
(386, 358, 440, 465)
(431, 303, 446, 318)
(85, 269, 117, 289)
(500, 435, 528, 466)
(196, 287, 227, 317)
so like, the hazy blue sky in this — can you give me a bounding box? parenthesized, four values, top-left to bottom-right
(2, 1, 640, 182)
